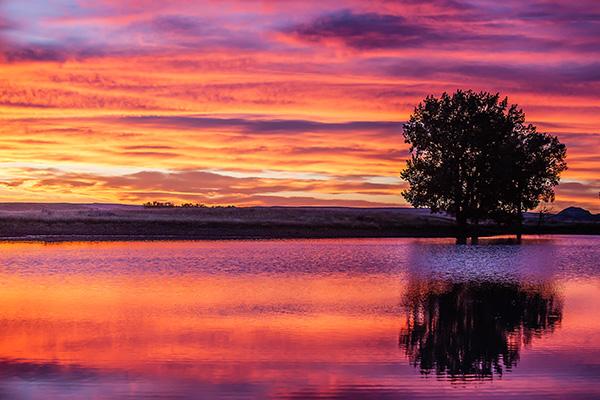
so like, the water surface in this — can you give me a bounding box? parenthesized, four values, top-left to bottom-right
(0, 236, 598, 399)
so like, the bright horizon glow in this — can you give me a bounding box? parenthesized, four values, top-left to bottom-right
(0, 1, 598, 211)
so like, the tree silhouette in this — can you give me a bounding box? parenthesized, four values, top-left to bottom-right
(401, 90, 567, 243)
(399, 279, 562, 380)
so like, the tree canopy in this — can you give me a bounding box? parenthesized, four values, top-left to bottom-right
(401, 90, 567, 242)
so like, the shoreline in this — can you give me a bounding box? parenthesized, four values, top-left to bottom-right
(0, 204, 596, 242)
(0, 227, 598, 243)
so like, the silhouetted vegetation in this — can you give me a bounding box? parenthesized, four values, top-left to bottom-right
(399, 279, 562, 380)
(143, 201, 177, 208)
(401, 90, 567, 244)
(142, 201, 235, 209)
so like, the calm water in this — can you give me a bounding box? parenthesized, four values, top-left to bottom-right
(0, 236, 598, 399)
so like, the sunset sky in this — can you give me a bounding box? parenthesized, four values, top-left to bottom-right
(0, 0, 598, 211)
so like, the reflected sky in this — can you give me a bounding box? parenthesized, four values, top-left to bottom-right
(0, 236, 598, 399)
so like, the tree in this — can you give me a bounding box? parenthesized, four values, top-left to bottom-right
(536, 201, 554, 228)
(401, 90, 567, 244)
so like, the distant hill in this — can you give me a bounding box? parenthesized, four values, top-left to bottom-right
(551, 207, 598, 222)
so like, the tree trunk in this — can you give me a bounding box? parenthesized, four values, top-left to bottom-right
(470, 218, 479, 245)
(515, 209, 523, 243)
(456, 213, 467, 245)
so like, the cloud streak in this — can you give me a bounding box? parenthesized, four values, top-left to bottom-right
(0, 167, 404, 207)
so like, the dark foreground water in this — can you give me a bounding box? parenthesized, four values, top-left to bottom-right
(0, 236, 598, 399)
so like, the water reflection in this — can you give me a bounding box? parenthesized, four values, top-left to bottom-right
(0, 238, 597, 399)
(399, 279, 563, 380)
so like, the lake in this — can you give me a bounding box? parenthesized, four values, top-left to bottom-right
(0, 236, 598, 399)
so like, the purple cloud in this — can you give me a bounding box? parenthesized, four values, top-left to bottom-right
(284, 10, 441, 49)
(117, 116, 404, 135)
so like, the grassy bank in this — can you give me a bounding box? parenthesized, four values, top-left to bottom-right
(0, 203, 597, 241)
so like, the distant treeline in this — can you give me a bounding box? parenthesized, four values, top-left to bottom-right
(142, 201, 236, 209)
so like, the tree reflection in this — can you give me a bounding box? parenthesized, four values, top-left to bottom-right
(399, 280, 562, 380)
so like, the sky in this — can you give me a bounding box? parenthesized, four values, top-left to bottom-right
(0, 0, 598, 211)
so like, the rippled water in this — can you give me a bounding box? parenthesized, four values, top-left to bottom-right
(0, 236, 598, 399)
